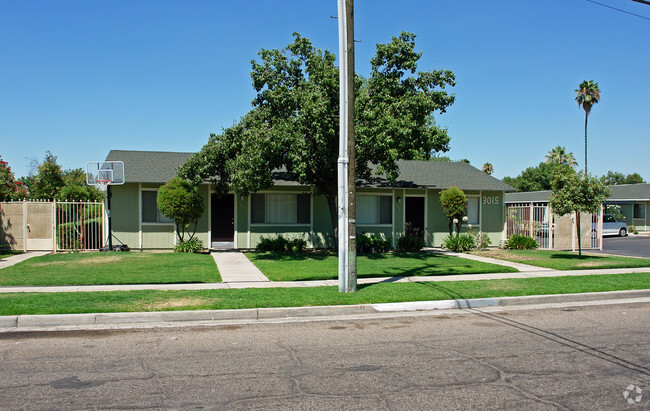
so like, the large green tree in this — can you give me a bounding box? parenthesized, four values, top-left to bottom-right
(19, 151, 101, 201)
(180, 32, 455, 232)
(600, 171, 645, 186)
(549, 170, 610, 257)
(503, 162, 573, 192)
(575, 80, 600, 174)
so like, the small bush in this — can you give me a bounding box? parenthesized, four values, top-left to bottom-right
(442, 233, 476, 252)
(357, 233, 391, 253)
(287, 237, 307, 253)
(505, 234, 539, 250)
(474, 232, 492, 250)
(395, 223, 425, 252)
(174, 238, 204, 253)
(256, 234, 307, 253)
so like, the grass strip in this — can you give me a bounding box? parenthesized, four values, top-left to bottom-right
(0, 252, 221, 286)
(0, 273, 647, 316)
(471, 249, 650, 271)
(247, 251, 518, 281)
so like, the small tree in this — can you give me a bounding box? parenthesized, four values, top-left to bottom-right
(440, 186, 467, 236)
(549, 170, 610, 256)
(157, 178, 204, 243)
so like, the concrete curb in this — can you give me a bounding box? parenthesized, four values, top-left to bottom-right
(1, 289, 648, 332)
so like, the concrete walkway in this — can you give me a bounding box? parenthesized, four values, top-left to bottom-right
(0, 251, 50, 270)
(429, 249, 554, 272)
(211, 251, 270, 282)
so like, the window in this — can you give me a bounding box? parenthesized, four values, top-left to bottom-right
(466, 197, 480, 225)
(251, 193, 310, 224)
(142, 191, 173, 223)
(357, 195, 392, 225)
(634, 203, 646, 219)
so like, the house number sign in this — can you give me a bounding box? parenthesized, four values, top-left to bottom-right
(482, 196, 499, 205)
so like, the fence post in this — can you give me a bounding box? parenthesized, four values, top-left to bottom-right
(22, 200, 27, 252)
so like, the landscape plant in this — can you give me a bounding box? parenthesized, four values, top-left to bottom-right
(439, 186, 467, 236)
(505, 234, 539, 250)
(549, 170, 610, 256)
(395, 223, 425, 252)
(442, 233, 476, 252)
(157, 177, 204, 250)
(357, 233, 391, 253)
(256, 234, 307, 253)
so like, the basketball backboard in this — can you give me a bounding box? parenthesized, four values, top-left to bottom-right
(86, 161, 125, 189)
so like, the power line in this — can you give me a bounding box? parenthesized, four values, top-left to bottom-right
(585, 0, 650, 21)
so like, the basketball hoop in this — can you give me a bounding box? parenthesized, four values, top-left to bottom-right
(95, 179, 111, 192)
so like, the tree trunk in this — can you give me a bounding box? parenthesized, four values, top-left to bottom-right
(584, 113, 588, 174)
(325, 192, 338, 249)
(576, 211, 582, 257)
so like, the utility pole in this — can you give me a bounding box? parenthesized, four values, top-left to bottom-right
(337, 0, 357, 292)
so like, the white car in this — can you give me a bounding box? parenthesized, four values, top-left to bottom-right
(600, 214, 628, 237)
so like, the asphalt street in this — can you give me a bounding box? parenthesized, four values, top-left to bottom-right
(593, 235, 650, 259)
(0, 303, 648, 409)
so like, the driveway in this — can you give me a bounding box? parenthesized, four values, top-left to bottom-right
(591, 235, 650, 258)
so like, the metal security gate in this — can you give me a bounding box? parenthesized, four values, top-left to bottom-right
(0, 200, 105, 251)
(505, 204, 602, 251)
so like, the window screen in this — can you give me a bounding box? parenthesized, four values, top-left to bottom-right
(141, 191, 173, 223)
(250, 193, 311, 224)
(467, 197, 480, 225)
(357, 195, 392, 225)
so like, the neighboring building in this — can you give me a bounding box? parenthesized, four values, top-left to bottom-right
(505, 183, 649, 231)
(105, 150, 515, 250)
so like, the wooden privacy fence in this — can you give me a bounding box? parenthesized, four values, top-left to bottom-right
(505, 204, 602, 251)
(0, 200, 105, 251)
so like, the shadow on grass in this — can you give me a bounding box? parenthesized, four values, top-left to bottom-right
(548, 253, 606, 260)
(248, 251, 333, 262)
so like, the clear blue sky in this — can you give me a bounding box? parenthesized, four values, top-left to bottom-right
(2, 0, 649, 181)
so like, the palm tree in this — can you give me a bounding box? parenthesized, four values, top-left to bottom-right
(482, 162, 494, 175)
(575, 80, 601, 174)
(545, 145, 577, 168)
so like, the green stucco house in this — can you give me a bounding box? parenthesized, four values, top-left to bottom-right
(105, 150, 515, 250)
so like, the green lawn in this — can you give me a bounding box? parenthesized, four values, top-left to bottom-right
(0, 272, 647, 316)
(471, 249, 650, 270)
(246, 251, 518, 281)
(0, 252, 221, 286)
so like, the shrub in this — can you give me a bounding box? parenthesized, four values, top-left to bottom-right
(357, 233, 391, 253)
(174, 238, 204, 253)
(474, 232, 492, 250)
(442, 233, 476, 252)
(158, 177, 204, 242)
(505, 234, 539, 250)
(256, 234, 307, 253)
(395, 223, 425, 252)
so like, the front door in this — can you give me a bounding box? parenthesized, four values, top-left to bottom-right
(211, 194, 234, 243)
(405, 197, 425, 238)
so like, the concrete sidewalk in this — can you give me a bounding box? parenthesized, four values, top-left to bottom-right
(211, 251, 270, 282)
(0, 266, 648, 294)
(0, 251, 50, 269)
